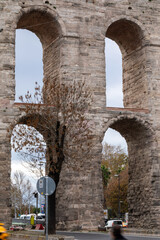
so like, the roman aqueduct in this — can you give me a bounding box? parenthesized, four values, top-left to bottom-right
(1, 0, 160, 230)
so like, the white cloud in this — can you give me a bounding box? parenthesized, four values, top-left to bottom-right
(103, 128, 128, 153)
(11, 150, 39, 189)
(107, 85, 123, 107)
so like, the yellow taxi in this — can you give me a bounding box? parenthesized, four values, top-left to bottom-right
(122, 221, 128, 228)
(0, 223, 9, 239)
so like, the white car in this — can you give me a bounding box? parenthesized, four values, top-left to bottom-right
(37, 213, 45, 219)
(105, 219, 123, 229)
(19, 214, 27, 219)
(20, 214, 36, 220)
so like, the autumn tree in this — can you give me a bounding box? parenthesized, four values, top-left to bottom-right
(101, 144, 128, 214)
(104, 166, 128, 218)
(102, 143, 128, 176)
(11, 80, 93, 233)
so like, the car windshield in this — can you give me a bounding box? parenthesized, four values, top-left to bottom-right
(114, 221, 122, 225)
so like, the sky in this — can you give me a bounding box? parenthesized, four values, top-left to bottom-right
(12, 29, 127, 185)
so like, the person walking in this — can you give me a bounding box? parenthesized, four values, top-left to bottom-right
(110, 225, 127, 240)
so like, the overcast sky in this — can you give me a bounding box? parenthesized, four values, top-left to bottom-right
(12, 29, 127, 183)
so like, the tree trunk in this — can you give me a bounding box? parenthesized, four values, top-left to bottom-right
(47, 153, 64, 234)
(48, 190, 56, 234)
(47, 123, 66, 234)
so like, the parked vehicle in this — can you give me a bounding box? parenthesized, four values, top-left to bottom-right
(19, 214, 45, 223)
(122, 221, 128, 228)
(36, 215, 45, 222)
(20, 214, 36, 220)
(19, 215, 27, 220)
(37, 213, 45, 219)
(105, 220, 123, 229)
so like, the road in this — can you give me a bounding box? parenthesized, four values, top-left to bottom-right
(57, 231, 160, 240)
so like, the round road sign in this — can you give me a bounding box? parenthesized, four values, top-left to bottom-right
(37, 176, 56, 196)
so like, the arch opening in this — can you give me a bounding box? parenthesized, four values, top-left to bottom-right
(15, 29, 43, 102)
(105, 38, 123, 107)
(102, 117, 153, 228)
(102, 128, 128, 220)
(15, 9, 62, 103)
(106, 19, 147, 109)
(11, 123, 47, 216)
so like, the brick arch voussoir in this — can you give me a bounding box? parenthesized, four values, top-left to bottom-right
(104, 15, 150, 45)
(102, 114, 154, 143)
(11, 5, 66, 37)
(9, 113, 50, 144)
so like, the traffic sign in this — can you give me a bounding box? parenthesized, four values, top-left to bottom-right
(36, 176, 56, 240)
(37, 176, 56, 196)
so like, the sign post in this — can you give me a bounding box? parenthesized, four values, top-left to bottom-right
(37, 176, 56, 240)
(46, 176, 49, 240)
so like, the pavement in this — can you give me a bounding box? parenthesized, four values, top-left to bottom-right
(57, 231, 160, 240)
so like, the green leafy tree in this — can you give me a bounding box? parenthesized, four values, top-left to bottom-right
(101, 165, 111, 187)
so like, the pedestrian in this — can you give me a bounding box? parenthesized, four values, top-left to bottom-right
(110, 225, 127, 240)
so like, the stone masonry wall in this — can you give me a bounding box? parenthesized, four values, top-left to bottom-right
(1, 0, 160, 231)
(43, 37, 61, 103)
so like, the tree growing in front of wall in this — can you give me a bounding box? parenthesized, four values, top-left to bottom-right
(11, 80, 93, 234)
(101, 144, 128, 215)
(104, 166, 128, 218)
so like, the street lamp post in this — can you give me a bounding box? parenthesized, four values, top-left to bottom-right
(115, 174, 121, 219)
(14, 191, 17, 219)
(13, 184, 17, 219)
(38, 161, 46, 213)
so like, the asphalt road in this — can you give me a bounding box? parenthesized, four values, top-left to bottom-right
(57, 231, 160, 240)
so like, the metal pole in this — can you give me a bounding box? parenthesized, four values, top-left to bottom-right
(14, 193, 17, 219)
(36, 193, 38, 215)
(40, 194, 42, 213)
(39, 161, 45, 213)
(29, 201, 30, 214)
(118, 175, 121, 218)
(14, 185, 17, 219)
(46, 176, 48, 240)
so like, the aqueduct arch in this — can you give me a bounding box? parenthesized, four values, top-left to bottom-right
(105, 115, 155, 228)
(16, 8, 63, 104)
(1, 0, 160, 231)
(106, 18, 148, 109)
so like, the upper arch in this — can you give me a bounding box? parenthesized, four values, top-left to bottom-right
(105, 16, 149, 54)
(102, 114, 153, 143)
(9, 112, 52, 144)
(14, 6, 66, 47)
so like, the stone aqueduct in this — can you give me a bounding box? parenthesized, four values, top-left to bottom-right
(0, 0, 160, 230)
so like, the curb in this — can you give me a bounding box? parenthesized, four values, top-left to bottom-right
(123, 228, 160, 237)
(9, 233, 74, 240)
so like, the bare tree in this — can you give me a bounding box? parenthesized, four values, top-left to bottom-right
(11, 80, 93, 233)
(11, 171, 34, 216)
